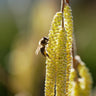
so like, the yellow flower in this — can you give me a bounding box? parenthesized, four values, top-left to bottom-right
(45, 3, 73, 96)
(45, 12, 64, 96)
(64, 4, 73, 95)
(76, 56, 93, 96)
(69, 55, 93, 96)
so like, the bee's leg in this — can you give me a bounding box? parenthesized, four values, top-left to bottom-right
(46, 53, 49, 57)
(44, 50, 49, 57)
(43, 48, 49, 57)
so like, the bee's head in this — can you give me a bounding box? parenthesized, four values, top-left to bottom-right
(40, 37, 49, 46)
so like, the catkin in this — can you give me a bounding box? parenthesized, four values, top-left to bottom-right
(45, 12, 63, 96)
(45, 3, 73, 96)
(64, 4, 73, 95)
(76, 56, 92, 96)
(70, 56, 92, 96)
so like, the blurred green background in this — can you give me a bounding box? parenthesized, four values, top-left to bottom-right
(0, 0, 96, 96)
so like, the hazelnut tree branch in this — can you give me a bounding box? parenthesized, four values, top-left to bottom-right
(61, 0, 65, 28)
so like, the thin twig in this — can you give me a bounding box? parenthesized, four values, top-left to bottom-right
(72, 34, 77, 68)
(61, 0, 70, 29)
(66, 0, 70, 4)
(72, 34, 80, 82)
(61, 0, 65, 28)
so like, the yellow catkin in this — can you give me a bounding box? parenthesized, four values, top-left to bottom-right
(70, 56, 92, 96)
(56, 28, 67, 96)
(45, 3, 73, 96)
(68, 68, 77, 95)
(64, 4, 73, 95)
(70, 69, 82, 96)
(45, 12, 63, 96)
(72, 82, 81, 96)
(76, 56, 93, 96)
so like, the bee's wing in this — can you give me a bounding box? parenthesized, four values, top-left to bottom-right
(35, 45, 41, 55)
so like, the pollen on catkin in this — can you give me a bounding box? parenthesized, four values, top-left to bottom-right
(55, 28, 67, 96)
(45, 9, 71, 96)
(70, 55, 92, 96)
(64, 4, 73, 95)
(45, 2, 73, 96)
(76, 56, 93, 96)
(68, 68, 77, 96)
(45, 12, 64, 96)
(70, 69, 82, 96)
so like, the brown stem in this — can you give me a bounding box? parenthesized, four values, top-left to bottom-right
(66, 0, 70, 4)
(72, 34, 77, 69)
(61, 0, 65, 28)
(61, 0, 65, 14)
(72, 34, 79, 82)
(61, 0, 70, 29)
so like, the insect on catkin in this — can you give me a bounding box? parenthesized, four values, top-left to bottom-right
(45, 1, 73, 96)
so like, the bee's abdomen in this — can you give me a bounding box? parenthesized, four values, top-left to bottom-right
(40, 47, 49, 57)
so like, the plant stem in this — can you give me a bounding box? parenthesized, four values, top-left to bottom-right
(72, 34, 79, 82)
(61, 0, 65, 29)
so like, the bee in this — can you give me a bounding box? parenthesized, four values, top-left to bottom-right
(35, 37, 49, 57)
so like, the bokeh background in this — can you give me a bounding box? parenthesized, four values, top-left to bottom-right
(0, 0, 96, 96)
